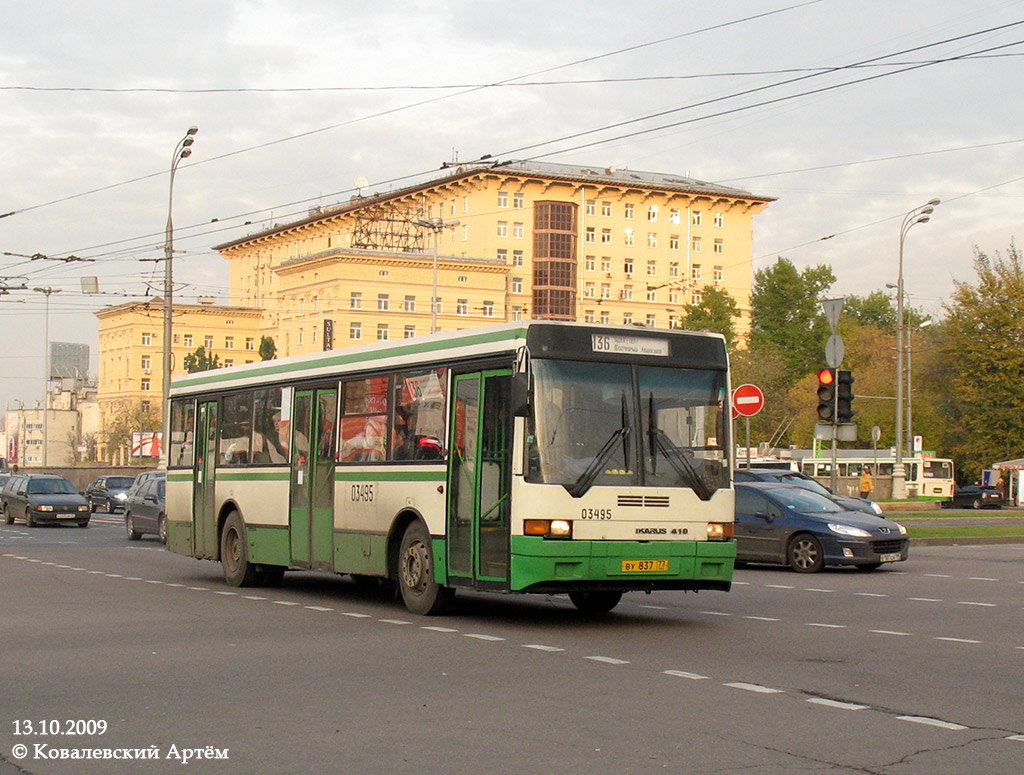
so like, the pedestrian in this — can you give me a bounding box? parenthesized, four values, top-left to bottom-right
(859, 468, 873, 499)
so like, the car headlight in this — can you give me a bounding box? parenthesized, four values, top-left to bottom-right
(828, 523, 872, 538)
(36, 504, 54, 512)
(78, 505, 89, 512)
(115, 492, 127, 500)
(894, 522, 907, 535)
(870, 502, 884, 515)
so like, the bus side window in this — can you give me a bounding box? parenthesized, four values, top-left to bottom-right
(392, 368, 447, 461)
(339, 377, 389, 462)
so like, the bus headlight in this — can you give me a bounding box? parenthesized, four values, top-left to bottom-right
(707, 522, 733, 541)
(524, 519, 573, 539)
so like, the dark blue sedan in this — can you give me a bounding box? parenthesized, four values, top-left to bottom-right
(735, 482, 909, 573)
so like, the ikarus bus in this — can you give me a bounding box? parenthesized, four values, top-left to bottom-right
(165, 322, 736, 614)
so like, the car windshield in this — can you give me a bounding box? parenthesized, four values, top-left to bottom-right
(27, 478, 78, 495)
(769, 487, 843, 514)
(776, 473, 831, 497)
(107, 477, 135, 488)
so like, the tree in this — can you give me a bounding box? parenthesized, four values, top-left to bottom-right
(748, 258, 836, 382)
(259, 336, 277, 361)
(683, 286, 741, 349)
(843, 291, 897, 332)
(934, 243, 1024, 480)
(183, 346, 220, 373)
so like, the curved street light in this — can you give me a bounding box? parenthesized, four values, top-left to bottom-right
(162, 126, 198, 464)
(893, 198, 939, 499)
(33, 286, 62, 467)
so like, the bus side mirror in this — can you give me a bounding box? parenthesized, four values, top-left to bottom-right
(511, 373, 530, 417)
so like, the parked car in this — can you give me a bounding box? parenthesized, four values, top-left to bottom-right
(124, 471, 166, 543)
(947, 484, 1004, 510)
(85, 475, 136, 513)
(734, 482, 908, 573)
(734, 467, 884, 516)
(2, 473, 91, 528)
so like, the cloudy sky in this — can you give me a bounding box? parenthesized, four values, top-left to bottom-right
(2, 0, 1023, 411)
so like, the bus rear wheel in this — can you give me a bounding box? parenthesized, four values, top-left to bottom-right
(569, 591, 623, 614)
(397, 521, 453, 616)
(221, 511, 260, 587)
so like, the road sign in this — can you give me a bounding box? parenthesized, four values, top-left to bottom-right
(825, 334, 844, 368)
(821, 298, 844, 334)
(732, 383, 765, 418)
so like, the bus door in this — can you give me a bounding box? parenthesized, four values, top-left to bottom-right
(192, 400, 219, 559)
(447, 370, 512, 588)
(289, 388, 338, 571)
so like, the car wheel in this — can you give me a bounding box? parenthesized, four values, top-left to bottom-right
(569, 590, 623, 614)
(126, 514, 142, 541)
(397, 520, 453, 615)
(77, 520, 89, 528)
(158, 515, 168, 545)
(90, 501, 98, 513)
(25, 510, 35, 528)
(220, 511, 260, 587)
(3, 505, 12, 525)
(788, 534, 824, 573)
(971, 498, 982, 510)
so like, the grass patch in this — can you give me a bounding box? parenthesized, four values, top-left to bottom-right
(907, 525, 1024, 539)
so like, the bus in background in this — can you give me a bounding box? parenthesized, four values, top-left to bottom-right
(800, 456, 955, 499)
(165, 322, 735, 615)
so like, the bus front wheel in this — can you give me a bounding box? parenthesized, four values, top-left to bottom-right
(569, 591, 622, 614)
(221, 511, 260, 587)
(397, 521, 453, 616)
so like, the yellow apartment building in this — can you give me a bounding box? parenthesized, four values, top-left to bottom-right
(216, 160, 773, 337)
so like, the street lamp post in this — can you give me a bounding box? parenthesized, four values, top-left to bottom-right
(893, 198, 939, 499)
(906, 317, 932, 466)
(33, 286, 61, 467)
(413, 216, 458, 334)
(162, 127, 198, 465)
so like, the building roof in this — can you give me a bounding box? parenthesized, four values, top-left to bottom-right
(214, 159, 774, 252)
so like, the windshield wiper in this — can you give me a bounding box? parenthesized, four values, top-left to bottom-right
(565, 391, 632, 498)
(647, 393, 714, 501)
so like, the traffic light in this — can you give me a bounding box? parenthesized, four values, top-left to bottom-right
(816, 368, 836, 422)
(836, 370, 855, 422)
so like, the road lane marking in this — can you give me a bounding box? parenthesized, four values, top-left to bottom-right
(870, 630, 911, 636)
(805, 588, 835, 593)
(744, 616, 780, 621)
(586, 656, 629, 665)
(957, 601, 996, 607)
(1007, 735, 1024, 742)
(523, 644, 564, 652)
(465, 634, 504, 642)
(305, 605, 334, 612)
(766, 584, 794, 589)
(969, 577, 998, 581)
(639, 604, 667, 610)
(806, 623, 847, 629)
(897, 716, 967, 731)
(423, 626, 458, 633)
(273, 600, 300, 607)
(925, 573, 952, 578)
(855, 592, 888, 598)
(664, 670, 708, 680)
(700, 610, 732, 616)
(379, 618, 411, 625)
(807, 698, 867, 711)
(909, 597, 942, 602)
(341, 612, 371, 618)
(934, 637, 982, 644)
(242, 595, 266, 600)
(725, 682, 783, 694)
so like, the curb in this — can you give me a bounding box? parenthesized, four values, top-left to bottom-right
(911, 535, 1024, 546)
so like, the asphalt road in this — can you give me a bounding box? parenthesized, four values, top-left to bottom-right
(2, 518, 1022, 775)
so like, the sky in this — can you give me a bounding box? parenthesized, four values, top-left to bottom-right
(2, 0, 1023, 412)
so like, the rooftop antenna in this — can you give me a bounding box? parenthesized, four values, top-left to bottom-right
(354, 175, 369, 197)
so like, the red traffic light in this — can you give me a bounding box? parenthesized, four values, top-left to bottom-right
(817, 368, 835, 385)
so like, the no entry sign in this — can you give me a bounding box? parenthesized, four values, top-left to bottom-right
(732, 383, 765, 418)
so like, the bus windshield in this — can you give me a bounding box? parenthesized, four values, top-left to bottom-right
(526, 359, 727, 497)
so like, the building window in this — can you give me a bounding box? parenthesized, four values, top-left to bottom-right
(141, 332, 152, 346)
(646, 288, 657, 302)
(584, 282, 595, 298)
(623, 312, 633, 325)
(141, 355, 151, 371)
(512, 277, 523, 294)
(404, 326, 416, 338)
(585, 227, 596, 243)
(183, 334, 193, 348)
(497, 248, 508, 263)
(298, 329, 304, 345)
(350, 292, 362, 310)
(457, 299, 468, 316)
(497, 221, 508, 238)
(670, 262, 680, 277)
(692, 210, 703, 226)
(625, 203, 635, 219)
(669, 208, 681, 224)
(621, 285, 633, 301)
(600, 283, 611, 300)
(692, 236, 702, 252)
(648, 232, 657, 248)
(404, 295, 416, 312)
(714, 238, 724, 254)
(378, 294, 389, 311)
(586, 199, 596, 216)
(377, 324, 389, 341)
(602, 257, 611, 274)
(245, 337, 255, 351)
(714, 265, 723, 284)
(513, 250, 524, 266)
(601, 228, 612, 244)
(669, 234, 680, 251)
(350, 322, 362, 340)
(715, 212, 725, 227)
(513, 222, 524, 239)
(461, 224, 468, 241)
(511, 305, 523, 320)
(482, 301, 494, 317)
(584, 310, 595, 323)
(600, 311, 610, 325)
(624, 258, 634, 276)
(140, 378, 151, 391)
(646, 314, 656, 327)
(204, 336, 214, 349)
(691, 290, 703, 304)
(498, 191, 508, 208)
(692, 264, 702, 282)
(513, 192, 524, 209)
(623, 229, 634, 247)
(224, 359, 234, 368)
(602, 201, 612, 217)
(225, 336, 234, 349)
(647, 205, 658, 221)
(585, 255, 595, 272)
(433, 298, 442, 315)
(669, 290, 680, 304)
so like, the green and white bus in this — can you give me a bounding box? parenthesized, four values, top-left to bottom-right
(165, 322, 735, 614)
